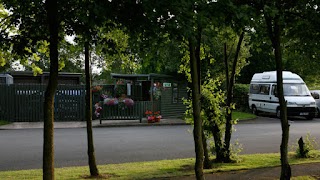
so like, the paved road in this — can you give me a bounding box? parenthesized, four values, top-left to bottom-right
(1, 116, 320, 171)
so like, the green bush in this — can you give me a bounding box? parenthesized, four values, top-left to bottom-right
(233, 84, 250, 112)
(295, 133, 319, 158)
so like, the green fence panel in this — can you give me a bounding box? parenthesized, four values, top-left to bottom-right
(1, 83, 167, 123)
(55, 85, 86, 121)
(99, 100, 161, 124)
(13, 84, 45, 122)
(0, 84, 86, 122)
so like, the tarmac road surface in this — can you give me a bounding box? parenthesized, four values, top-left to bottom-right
(0, 116, 320, 171)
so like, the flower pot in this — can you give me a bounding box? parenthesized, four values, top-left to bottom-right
(155, 117, 160, 122)
(147, 116, 155, 123)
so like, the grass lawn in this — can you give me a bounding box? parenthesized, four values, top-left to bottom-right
(233, 111, 256, 120)
(0, 120, 10, 126)
(1, 151, 319, 180)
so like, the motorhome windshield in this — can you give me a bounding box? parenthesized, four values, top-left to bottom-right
(283, 83, 310, 96)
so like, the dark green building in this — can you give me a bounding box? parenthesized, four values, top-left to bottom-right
(107, 73, 188, 119)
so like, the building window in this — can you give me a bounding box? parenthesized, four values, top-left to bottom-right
(172, 83, 178, 103)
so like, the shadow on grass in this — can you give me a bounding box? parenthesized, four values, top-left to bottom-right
(81, 173, 119, 179)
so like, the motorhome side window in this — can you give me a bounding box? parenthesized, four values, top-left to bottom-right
(272, 85, 277, 96)
(250, 84, 260, 94)
(259, 84, 270, 95)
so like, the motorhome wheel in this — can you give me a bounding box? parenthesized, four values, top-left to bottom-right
(252, 105, 259, 115)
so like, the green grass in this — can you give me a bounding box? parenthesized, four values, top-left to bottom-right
(292, 176, 317, 180)
(232, 111, 256, 120)
(1, 151, 319, 180)
(0, 120, 10, 126)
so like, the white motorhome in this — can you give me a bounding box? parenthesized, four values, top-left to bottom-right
(248, 71, 316, 119)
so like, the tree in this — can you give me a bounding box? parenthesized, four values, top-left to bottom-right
(223, 31, 245, 162)
(133, 1, 206, 178)
(105, 1, 207, 178)
(62, 1, 103, 176)
(263, 3, 291, 179)
(178, 1, 251, 164)
(84, 41, 99, 176)
(0, 0, 59, 179)
(188, 36, 204, 179)
(238, 0, 320, 86)
(43, 0, 59, 179)
(238, 1, 297, 178)
(237, 25, 275, 84)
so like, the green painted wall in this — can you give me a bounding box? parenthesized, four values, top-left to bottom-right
(160, 81, 188, 118)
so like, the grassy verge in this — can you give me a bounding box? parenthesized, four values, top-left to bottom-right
(0, 120, 10, 126)
(1, 151, 319, 180)
(233, 111, 256, 121)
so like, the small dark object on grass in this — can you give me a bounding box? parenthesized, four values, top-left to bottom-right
(298, 137, 309, 158)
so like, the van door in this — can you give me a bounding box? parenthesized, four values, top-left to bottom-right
(269, 84, 279, 113)
(257, 84, 271, 112)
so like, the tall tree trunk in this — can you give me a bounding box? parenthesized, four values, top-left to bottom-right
(202, 131, 212, 169)
(208, 115, 224, 162)
(224, 43, 229, 90)
(85, 41, 100, 176)
(195, 26, 211, 169)
(265, 14, 291, 180)
(43, 0, 58, 179)
(189, 38, 204, 180)
(223, 32, 245, 162)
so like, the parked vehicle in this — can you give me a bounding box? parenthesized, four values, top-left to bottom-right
(248, 71, 316, 120)
(0, 74, 13, 85)
(310, 90, 320, 117)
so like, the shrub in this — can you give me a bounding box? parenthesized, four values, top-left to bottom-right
(294, 133, 319, 158)
(233, 84, 250, 112)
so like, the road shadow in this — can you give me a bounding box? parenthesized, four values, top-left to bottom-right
(240, 113, 320, 124)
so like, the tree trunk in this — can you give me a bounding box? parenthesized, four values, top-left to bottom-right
(210, 119, 224, 162)
(189, 38, 204, 180)
(43, 0, 58, 179)
(195, 26, 211, 169)
(85, 41, 100, 176)
(202, 131, 212, 169)
(265, 14, 291, 180)
(223, 31, 245, 162)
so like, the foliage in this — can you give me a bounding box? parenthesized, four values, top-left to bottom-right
(94, 27, 141, 83)
(210, 139, 244, 163)
(0, 120, 10, 126)
(114, 85, 126, 98)
(237, 0, 320, 86)
(233, 84, 250, 111)
(229, 139, 244, 163)
(201, 78, 227, 128)
(293, 133, 319, 158)
(131, 33, 183, 75)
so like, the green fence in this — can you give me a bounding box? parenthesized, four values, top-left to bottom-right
(99, 100, 161, 124)
(0, 84, 86, 122)
(0, 84, 161, 122)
